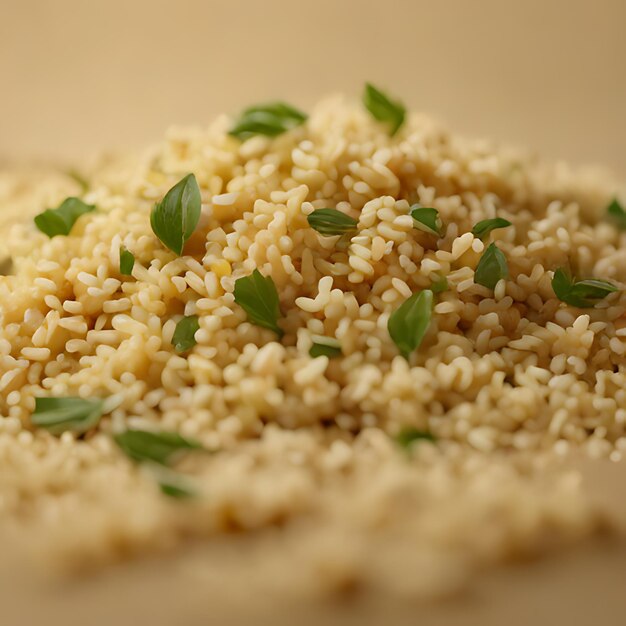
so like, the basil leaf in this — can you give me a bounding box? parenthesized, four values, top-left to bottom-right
(229, 102, 307, 140)
(607, 198, 626, 230)
(234, 269, 283, 336)
(34, 197, 96, 238)
(363, 83, 406, 136)
(474, 243, 508, 290)
(159, 480, 195, 499)
(114, 430, 202, 466)
(31, 396, 104, 435)
(119, 246, 135, 276)
(387, 289, 434, 359)
(150, 173, 201, 255)
(552, 268, 573, 303)
(172, 315, 200, 352)
(307, 209, 358, 236)
(431, 276, 448, 294)
(471, 217, 512, 239)
(395, 427, 436, 448)
(309, 337, 342, 359)
(552, 268, 619, 308)
(410, 206, 442, 236)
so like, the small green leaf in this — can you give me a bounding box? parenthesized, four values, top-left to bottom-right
(229, 102, 307, 140)
(430, 276, 448, 294)
(31, 397, 104, 435)
(309, 337, 342, 359)
(234, 269, 283, 336)
(387, 289, 434, 359)
(607, 198, 626, 230)
(150, 173, 201, 255)
(159, 480, 195, 499)
(471, 217, 512, 239)
(34, 197, 96, 238)
(552, 268, 573, 302)
(114, 430, 203, 466)
(172, 315, 200, 352)
(119, 247, 135, 276)
(395, 427, 436, 448)
(410, 206, 442, 236)
(552, 268, 619, 308)
(363, 83, 406, 136)
(307, 209, 358, 237)
(474, 243, 508, 290)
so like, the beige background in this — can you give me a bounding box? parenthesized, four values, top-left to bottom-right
(1, 0, 625, 176)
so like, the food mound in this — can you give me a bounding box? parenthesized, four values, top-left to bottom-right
(0, 85, 624, 594)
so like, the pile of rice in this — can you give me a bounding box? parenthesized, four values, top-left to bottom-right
(0, 95, 625, 594)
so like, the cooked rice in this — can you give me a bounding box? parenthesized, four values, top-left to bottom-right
(0, 96, 625, 592)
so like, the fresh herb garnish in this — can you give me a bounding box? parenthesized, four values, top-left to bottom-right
(119, 246, 135, 276)
(431, 276, 448, 294)
(159, 480, 195, 499)
(471, 217, 512, 239)
(34, 197, 96, 238)
(387, 289, 434, 359)
(607, 198, 626, 229)
(229, 102, 307, 140)
(363, 83, 406, 136)
(150, 173, 201, 256)
(31, 396, 104, 435)
(309, 337, 342, 359)
(307, 209, 358, 237)
(410, 206, 442, 236)
(551, 268, 619, 308)
(114, 430, 203, 466)
(171, 315, 200, 352)
(234, 269, 283, 336)
(395, 427, 436, 448)
(474, 243, 508, 290)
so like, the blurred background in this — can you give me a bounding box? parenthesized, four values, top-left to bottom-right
(1, 0, 625, 176)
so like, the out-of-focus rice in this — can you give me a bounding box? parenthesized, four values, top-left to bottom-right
(0, 96, 625, 591)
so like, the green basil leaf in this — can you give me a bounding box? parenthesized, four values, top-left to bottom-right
(395, 427, 436, 448)
(430, 276, 448, 294)
(119, 246, 135, 276)
(307, 209, 358, 236)
(31, 396, 104, 435)
(172, 315, 200, 352)
(114, 430, 203, 466)
(234, 269, 283, 336)
(229, 102, 307, 140)
(474, 243, 508, 290)
(410, 206, 442, 236)
(363, 83, 406, 136)
(159, 480, 195, 499)
(552, 268, 619, 307)
(607, 198, 626, 229)
(387, 289, 434, 359)
(309, 337, 342, 359)
(150, 173, 201, 255)
(471, 217, 512, 239)
(34, 197, 96, 238)
(552, 268, 573, 302)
